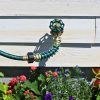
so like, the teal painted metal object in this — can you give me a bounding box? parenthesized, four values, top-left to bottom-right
(0, 19, 64, 63)
(49, 19, 64, 36)
(41, 44, 59, 59)
(0, 50, 23, 60)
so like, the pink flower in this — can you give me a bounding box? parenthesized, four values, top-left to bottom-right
(30, 66, 37, 71)
(30, 92, 37, 99)
(93, 79, 100, 88)
(45, 72, 49, 77)
(8, 77, 18, 86)
(52, 72, 58, 77)
(23, 90, 29, 95)
(19, 75, 27, 82)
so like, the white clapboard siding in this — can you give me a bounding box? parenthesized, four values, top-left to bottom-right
(0, 19, 95, 43)
(0, 0, 100, 16)
(0, 18, 96, 66)
(0, 45, 100, 67)
(0, 78, 11, 84)
(95, 18, 100, 43)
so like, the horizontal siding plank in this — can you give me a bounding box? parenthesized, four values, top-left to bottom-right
(0, 45, 99, 67)
(0, 0, 99, 16)
(95, 18, 100, 43)
(0, 19, 95, 43)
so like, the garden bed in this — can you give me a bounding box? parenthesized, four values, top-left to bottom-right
(0, 67, 99, 100)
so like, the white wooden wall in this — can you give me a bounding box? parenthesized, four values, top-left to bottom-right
(0, 0, 100, 67)
(0, 0, 100, 16)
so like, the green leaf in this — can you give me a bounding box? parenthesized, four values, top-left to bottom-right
(3, 94, 15, 100)
(34, 97, 41, 100)
(96, 95, 100, 100)
(0, 72, 4, 77)
(31, 81, 40, 95)
(99, 84, 100, 88)
(14, 83, 21, 91)
(61, 68, 64, 73)
(13, 94, 20, 100)
(46, 77, 51, 82)
(23, 80, 31, 88)
(38, 74, 45, 83)
(0, 83, 8, 93)
(3, 95, 8, 100)
(25, 94, 30, 99)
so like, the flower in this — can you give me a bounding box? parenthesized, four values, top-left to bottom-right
(55, 68, 59, 72)
(23, 90, 29, 95)
(65, 69, 69, 73)
(52, 72, 58, 77)
(44, 91, 52, 100)
(19, 75, 27, 82)
(30, 66, 37, 71)
(6, 89, 12, 94)
(45, 72, 49, 77)
(29, 92, 37, 99)
(69, 96, 74, 100)
(93, 79, 100, 88)
(65, 69, 70, 77)
(92, 68, 100, 75)
(76, 65, 79, 68)
(49, 71, 53, 75)
(8, 77, 18, 87)
(65, 73, 70, 77)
